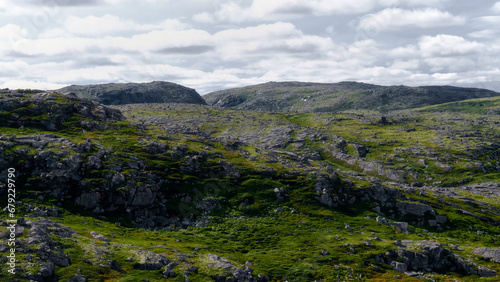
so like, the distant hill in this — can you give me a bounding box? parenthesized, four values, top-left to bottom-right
(414, 96, 500, 115)
(204, 81, 500, 113)
(57, 81, 207, 105)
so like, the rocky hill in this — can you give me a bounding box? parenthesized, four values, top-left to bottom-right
(0, 89, 124, 131)
(204, 81, 500, 113)
(0, 90, 499, 281)
(57, 81, 207, 105)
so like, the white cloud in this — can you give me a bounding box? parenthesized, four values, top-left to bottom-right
(0, 24, 26, 40)
(192, 12, 214, 24)
(469, 29, 498, 39)
(418, 34, 485, 58)
(57, 14, 187, 36)
(357, 8, 466, 31)
(9, 27, 213, 57)
(0, 60, 29, 77)
(493, 2, 500, 13)
(64, 15, 187, 36)
(194, 0, 448, 23)
(213, 22, 336, 60)
(124, 29, 213, 53)
(423, 56, 477, 73)
(389, 45, 419, 58)
(389, 59, 420, 70)
(0, 79, 68, 90)
(469, 16, 500, 39)
(208, 22, 357, 84)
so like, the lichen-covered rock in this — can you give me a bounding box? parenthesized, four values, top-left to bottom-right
(90, 231, 110, 242)
(134, 251, 170, 270)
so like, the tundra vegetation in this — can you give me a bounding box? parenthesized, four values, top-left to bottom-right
(0, 84, 499, 281)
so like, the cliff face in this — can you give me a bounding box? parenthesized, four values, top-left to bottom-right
(57, 81, 207, 105)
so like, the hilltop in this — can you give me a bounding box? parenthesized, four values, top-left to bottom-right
(56, 81, 206, 106)
(204, 81, 500, 113)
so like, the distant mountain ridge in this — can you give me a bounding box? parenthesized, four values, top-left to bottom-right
(204, 81, 500, 113)
(57, 81, 206, 105)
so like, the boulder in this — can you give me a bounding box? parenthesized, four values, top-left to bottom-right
(474, 247, 500, 263)
(396, 202, 434, 217)
(134, 251, 170, 270)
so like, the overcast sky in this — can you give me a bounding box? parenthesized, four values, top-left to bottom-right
(1, 0, 499, 94)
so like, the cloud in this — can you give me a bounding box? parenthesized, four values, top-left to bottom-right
(412, 34, 496, 74)
(213, 22, 337, 61)
(22, 0, 119, 6)
(194, 0, 448, 23)
(9, 27, 213, 57)
(493, 2, 500, 13)
(357, 8, 466, 31)
(65, 15, 134, 36)
(64, 15, 187, 36)
(418, 34, 485, 58)
(469, 16, 500, 39)
(25, 0, 100, 6)
(0, 80, 68, 90)
(469, 29, 498, 39)
(0, 60, 29, 77)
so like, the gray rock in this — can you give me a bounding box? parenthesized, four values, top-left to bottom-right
(90, 231, 110, 242)
(207, 253, 234, 270)
(353, 143, 368, 157)
(392, 222, 408, 232)
(435, 215, 447, 224)
(474, 247, 500, 263)
(69, 275, 87, 282)
(391, 261, 407, 273)
(384, 240, 496, 277)
(257, 273, 270, 281)
(164, 261, 178, 278)
(396, 202, 434, 217)
(134, 251, 170, 270)
(110, 260, 121, 271)
(38, 261, 54, 277)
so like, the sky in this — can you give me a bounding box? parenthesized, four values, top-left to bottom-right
(1, 0, 499, 94)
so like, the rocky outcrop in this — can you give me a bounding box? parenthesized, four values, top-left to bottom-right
(396, 201, 434, 217)
(57, 81, 206, 105)
(134, 251, 170, 270)
(206, 254, 268, 282)
(380, 240, 496, 277)
(1, 217, 76, 281)
(0, 131, 228, 229)
(0, 91, 124, 130)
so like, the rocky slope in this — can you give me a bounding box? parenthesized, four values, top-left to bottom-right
(204, 81, 500, 113)
(56, 81, 207, 106)
(0, 90, 499, 281)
